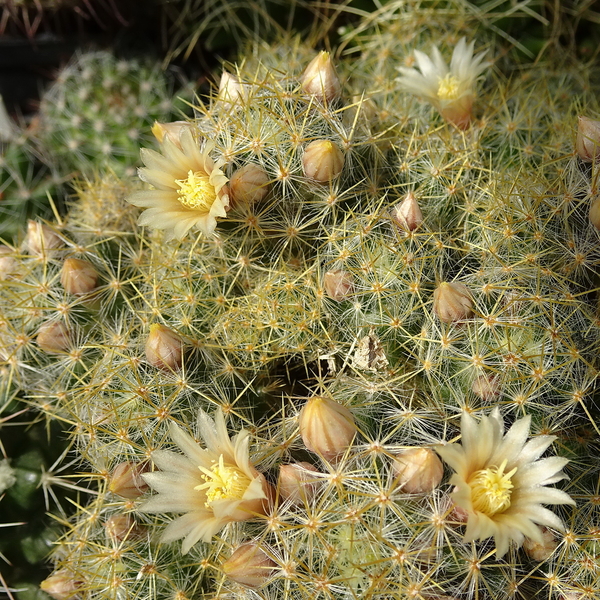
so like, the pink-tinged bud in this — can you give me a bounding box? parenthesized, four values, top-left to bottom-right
(40, 570, 83, 600)
(471, 374, 500, 401)
(145, 324, 184, 371)
(222, 543, 277, 588)
(108, 461, 149, 499)
(302, 140, 344, 183)
(36, 322, 71, 353)
(301, 51, 341, 103)
(323, 270, 354, 301)
(299, 396, 357, 461)
(104, 515, 144, 543)
(433, 281, 473, 323)
(391, 192, 423, 232)
(576, 116, 600, 162)
(151, 120, 193, 148)
(440, 94, 474, 130)
(229, 164, 270, 206)
(0, 245, 17, 280)
(392, 448, 443, 494)
(523, 527, 557, 561)
(61, 258, 98, 296)
(589, 195, 600, 230)
(278, 462, 321, 505)
(218, 71, 246, 104)
(26, 221, 64, 255)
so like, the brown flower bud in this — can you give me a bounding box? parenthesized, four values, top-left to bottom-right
(392, 448, 443, 494)
(589, 195, 600, 230)
(40, 570, 83, 600)
(61, 258, 98, 296)
(391, 192, 423, 232)
(218, 71, 246, 104)
(576, 116, 600, 162)
(523, 527, 557, 561)
(302, 140, 344, 183)
(301, 51, 341, 103)
(323, 270, 354, 301)
(104, 515, 144, 543)
(299, 396, 357, 461)
(278, 462, 321, 505)
(26, 221, 64, 255)
(151, 121, 193, 148)
(0, 245, 17, 280)
(145, 324, 184, 371)
(471, 374, 500, 401)
(108, 461, 149, 499)
(229, 164, 270, 206)
(36, 322, 71, 353)
(433, 281, 473, 323)
(222, 543, 276, 588)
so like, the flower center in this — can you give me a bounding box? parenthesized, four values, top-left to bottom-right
(175, 170, 217, 211)
(195, 455, 251, 507)
(468, 459, 517, 516)
(437, 74, 461, 100)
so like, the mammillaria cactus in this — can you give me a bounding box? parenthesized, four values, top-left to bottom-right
(2, 2, 600, 599)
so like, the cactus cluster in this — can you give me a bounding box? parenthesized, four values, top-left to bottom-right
(1, 1, 600, 599)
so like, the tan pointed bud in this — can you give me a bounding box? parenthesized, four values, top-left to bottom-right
(222, 543, 276, 588)
(523, 527, 557, 561)
(230, 164, 270, 206)
(36, 321, 71, 353)
(145, 324, 184, 371)
(61, 258, 98, 296)
(218, 71, 246, 104)
(576, 116, 600, 162)
(471, 374, 500, 401)
(151, 120, 192, 148)
(433, 281, 473, 323)
(391, 192, 423, 232)
(299, 396, 357, 461)
(26, 220, 64, 255)
(589, 195, 600, 229)
(108, 461, 149, 499)
(0, 245, 17, 280)
(278, 462, 321, 505)
(40, 570, 83, 600)
(323, 269, 354, 301)
(392, 448, 443, 494)
(104, 515, 144, 542)
(301, 51, 341, 103)
(302, 140, 344, 183)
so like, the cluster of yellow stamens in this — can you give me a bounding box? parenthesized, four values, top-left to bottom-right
(196, 455, 251, 508)
(437, 73, 461, 100)
(468, 459, 517, 516)
(175, 170, 217, 210)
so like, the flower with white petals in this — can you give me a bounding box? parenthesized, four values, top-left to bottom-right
(397, 38, 489, 128)
(127, 128, 229, 240)
(141, 409, 271, 554)
(436, 409, 574, 558)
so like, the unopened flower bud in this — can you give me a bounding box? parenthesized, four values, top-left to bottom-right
(278, 462, 321, 505)
(0, 246, 17, 280)
(218, 71, 246, 104)
(576, 116, 600, 162)
(222, 543, 276, 588)
(299, 396, 357, 461)
(589, 195, 600, 230)
(471, 374, 500, 401)
(302, 140, 344, 183)
(523, 527, 557, 561)
(36, 322, 71, 353)
(108, 461, 149, 499)
(391, 192, 423, 232)
(392, 448, 443, 494)
(26, 221, 64, 255)
(433, 281, 473, 323)
(145, 324, 184, 371)
(61, 258, 98, 296)
(104, 515, 143, 542)
(40, 570, 83, 600)
(230, 164, 270, 206)
(323, 270, 354, 301)
(301, 51, 341, 103)
(151, 120, 193, 148)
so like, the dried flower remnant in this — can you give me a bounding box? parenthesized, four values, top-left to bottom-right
(127, 128, 229, 239)
(397, 38, 489, 128)
(436, 409, 575, 558)
(393, 448, 444, 494)
(433, 281, 473, 323)
(140, 408, 271, 554)
(576, 116, 600, 162)
(145, 324, 184, 371)
(351, 330, 389, 372)
(302, 140, 344, 183)
(222, 543, 277, 588)
(301, 51, 341, 104)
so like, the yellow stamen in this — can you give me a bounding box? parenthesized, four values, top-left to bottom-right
(195, 455, 251, 507)
(437, 74, 461, 101)
(468, 459, 517, 516)
(175, 170, 217, 211)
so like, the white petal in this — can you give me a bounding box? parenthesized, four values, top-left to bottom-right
(514, 435, 556, 466)
(127, 189, 178, 208)
(511, 487, 575, 507)
(169, 423, 211, 466)
(513, 457, 570, 487)
(490, 414, 530, 466)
